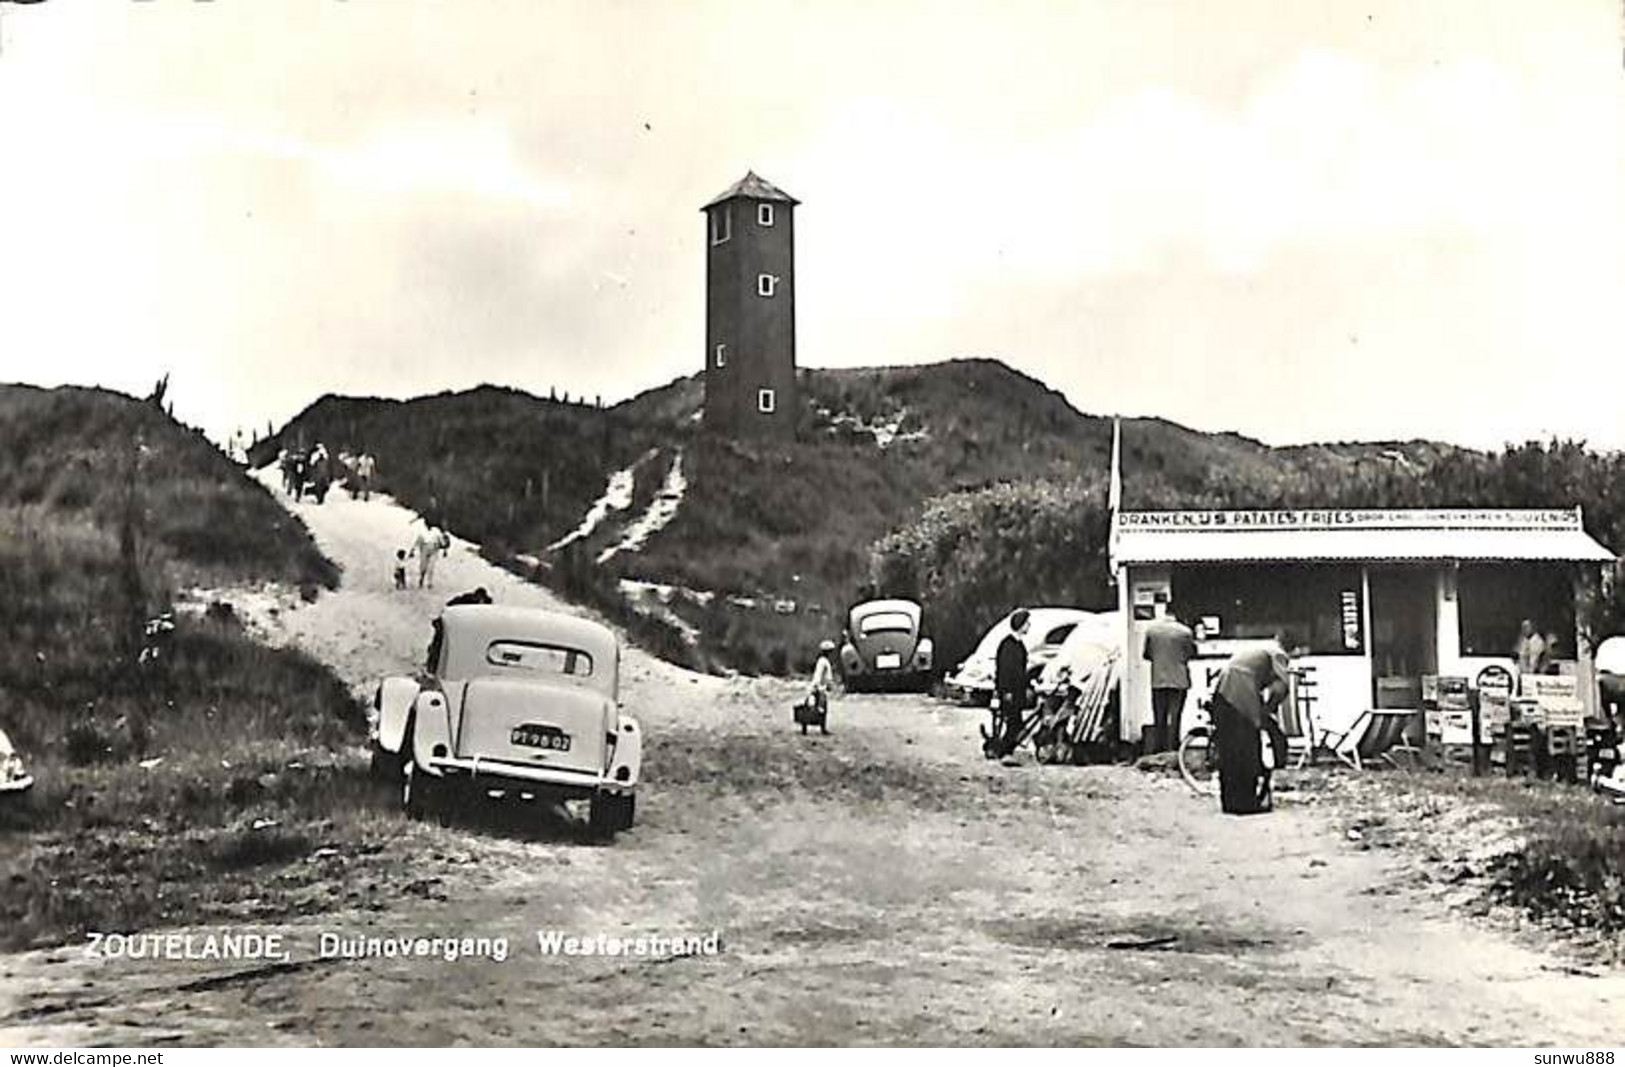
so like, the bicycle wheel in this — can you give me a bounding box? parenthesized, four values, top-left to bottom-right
(1178, 727, 1218, 795)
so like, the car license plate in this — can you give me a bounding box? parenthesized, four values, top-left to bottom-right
(875, 652, 902, 669)
(511, 724, 571, 752)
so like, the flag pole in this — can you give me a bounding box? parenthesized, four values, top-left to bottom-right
(1107, 417, 1122, 585)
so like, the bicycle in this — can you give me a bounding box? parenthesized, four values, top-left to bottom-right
(1177, 669, 1304, 795)
(1177, 710, 1219, 795)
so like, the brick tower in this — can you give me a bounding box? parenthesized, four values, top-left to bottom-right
(702, 171, 798, 440)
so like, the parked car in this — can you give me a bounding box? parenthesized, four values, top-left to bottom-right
(943, 607, 1097, 704)
(840, 599, 934, 692)
(0, 725, 33, 799)
(1034, 613, 1121, 695)
(1597, 635, 1625, 723)
(369, 604, 642, 839)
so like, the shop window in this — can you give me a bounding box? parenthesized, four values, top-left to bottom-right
(1458, 563, 1574, 659)
(757, 274, 777, 297)
(715, 343, 727, 368)
(1174, 564, 1364, 655)
(758, 203, 775, 227)
(709, 206, 731, 245)
(757, 388, 776, 414)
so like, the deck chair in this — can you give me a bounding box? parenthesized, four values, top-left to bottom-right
(1293, 706, 1420, 770)
(1368, 709, 1424, 769)
(1292, 702, 1368, 770)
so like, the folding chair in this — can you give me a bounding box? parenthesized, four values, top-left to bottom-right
(1369, 709, 1424, 769)
(1292, 697, 1368, 770)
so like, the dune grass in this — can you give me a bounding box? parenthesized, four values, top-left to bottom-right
(0, 386, 381, 949)
(1432, 775, 1625, 939)
(1305, 766, 1625, 952)
(0, 509, 379, 949)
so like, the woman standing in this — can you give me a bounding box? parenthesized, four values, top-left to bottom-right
(1209, 641, 1293, 815)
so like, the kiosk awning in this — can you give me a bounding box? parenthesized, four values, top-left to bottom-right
(1115, 508, 1615, 566)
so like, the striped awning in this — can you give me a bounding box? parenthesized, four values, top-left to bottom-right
(1115, 508, 1615, 566)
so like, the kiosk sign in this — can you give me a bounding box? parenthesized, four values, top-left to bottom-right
(1118, 509, 1582, 531)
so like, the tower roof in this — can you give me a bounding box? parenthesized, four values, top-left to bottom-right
(702, 170, 799, 210)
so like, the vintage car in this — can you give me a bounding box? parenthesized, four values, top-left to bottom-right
(0, 725, 33, 799)
(840, 598, 934, 692)
(1034, 613, 1121, 695)
(943, 607, 1098, 704)
(1598, 635, 1625, 722)
(369, 604, 641, 838)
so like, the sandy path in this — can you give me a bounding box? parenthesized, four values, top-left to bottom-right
(2, 475, 1622, 1046)
(188, 472, 729, 727)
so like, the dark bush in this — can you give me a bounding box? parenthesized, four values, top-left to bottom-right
(64, 723, 118, 767)
(767, 645, 790, 677)
(208, 828, 314, 871)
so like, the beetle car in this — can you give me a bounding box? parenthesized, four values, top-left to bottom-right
(369, 604, 641, 838)
(840, 598, 934, 692)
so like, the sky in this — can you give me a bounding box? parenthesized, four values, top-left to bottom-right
(1, 0, 1622, 452)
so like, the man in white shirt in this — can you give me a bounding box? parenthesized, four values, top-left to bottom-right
(410, 522, 448, 589)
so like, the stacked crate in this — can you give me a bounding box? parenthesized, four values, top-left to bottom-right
(1437, 676, 1473, 745)
(1519, 675, 1587, 781)
(1478, 684, 1513, 768)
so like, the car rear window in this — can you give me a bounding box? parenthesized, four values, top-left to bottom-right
(859, 612, 915, 635)
(485, 641, 594, 678)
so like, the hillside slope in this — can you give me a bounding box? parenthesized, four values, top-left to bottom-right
(1, 384, 336, 590)
(253, 359, 1505, 673)
(249, 386, 678, 557)
(0, 384, 360, 949)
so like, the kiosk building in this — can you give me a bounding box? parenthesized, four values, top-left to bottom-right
(1114, 508, 1616, 746)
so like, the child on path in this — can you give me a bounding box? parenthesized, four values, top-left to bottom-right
(808, 639, 837, 736)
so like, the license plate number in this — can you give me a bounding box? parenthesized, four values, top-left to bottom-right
(511, 724, 571, 751)
(875, 652, 902, 669)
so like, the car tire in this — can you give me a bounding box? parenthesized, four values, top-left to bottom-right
(402, 755, 441, 820)
(369, 741, 401, 784)
(588, 791, 631, 840)
(0, 786, 35, 829)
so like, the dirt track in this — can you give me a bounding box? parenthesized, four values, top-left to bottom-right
(2, 477, 1622, 1046)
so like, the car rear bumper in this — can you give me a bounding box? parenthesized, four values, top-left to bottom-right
(425, 756, 629, 797)
(0, 775, 34, 795)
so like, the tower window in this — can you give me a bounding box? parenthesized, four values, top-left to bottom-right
(757, 388, 776, 414)
(709, 206, 731, 245)
(757, 274, 777, 297)
(757, 203, 775, 227)
(715, 343, 727, 368)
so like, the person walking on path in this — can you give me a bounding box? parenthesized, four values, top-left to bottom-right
(410, 521, 449, 590)
(1142, 606, 1197, 752)
(353, 453, 377, 501)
